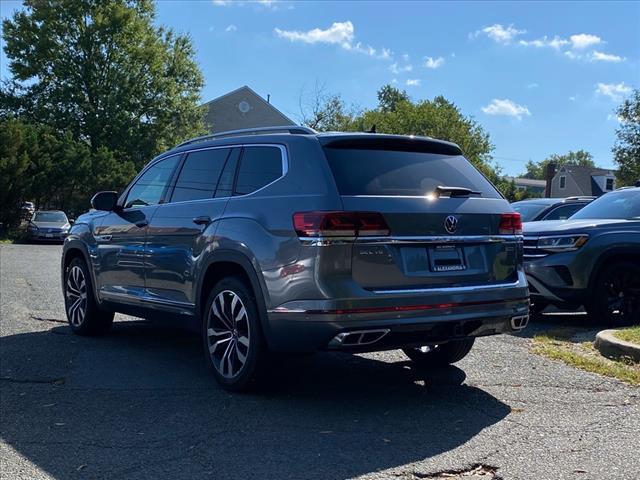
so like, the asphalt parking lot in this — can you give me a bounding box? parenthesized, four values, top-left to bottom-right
(1, 244, 639, 480)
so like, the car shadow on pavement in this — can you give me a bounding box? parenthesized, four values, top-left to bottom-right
(1, 321, 511, 480)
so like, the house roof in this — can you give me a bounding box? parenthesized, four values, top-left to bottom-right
(201, 86, 295, 133)
(556, 165, 615, 196)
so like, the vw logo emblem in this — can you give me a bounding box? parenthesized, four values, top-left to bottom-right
(444, 215, 458, 234)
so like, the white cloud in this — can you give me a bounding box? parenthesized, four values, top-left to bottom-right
(518, 36, 569, 49)
(570, 33, 602, 49)
(225, 24, 237, 32)
(274, 21, 390, 59)
(402, 53, 410, 62)
(474, 24, 525, 44)
(596, 82, 631, 102)
(406, 79, 421, 86)
(607, 113, 624, 123)
(213, 0, 284, 8)
(564, 50, 581, 60)
(527, 82, 539, 89)
(569, 96, 577, 102)
(212, 0, 231, 4)
(389, 62, 413, 74)
(590, 51, 624, 63)
(275, 21, 354, 46)
(424, 56, 444, 69)
(482, 99, 531, 119)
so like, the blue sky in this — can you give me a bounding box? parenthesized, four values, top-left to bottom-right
(1, 1, 638, 176)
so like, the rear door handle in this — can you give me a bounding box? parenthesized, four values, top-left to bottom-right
(193, 216, 211, 225)
(135, 220, 149, 228)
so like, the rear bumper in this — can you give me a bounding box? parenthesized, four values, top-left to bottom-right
(265, 272, 529, 352)
(27, 232, 68, 241)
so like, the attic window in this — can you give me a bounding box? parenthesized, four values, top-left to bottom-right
(238, 101, 251, 114)
(560, 176, 566, 189)
(606, 178, 614, 191)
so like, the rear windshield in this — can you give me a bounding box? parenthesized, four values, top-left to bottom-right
(511, 202, 549, 222)
(323, 148, 501, 198)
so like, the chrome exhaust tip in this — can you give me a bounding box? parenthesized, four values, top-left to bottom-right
(510, 314, 529, 330)
(329, 329, 390, 348)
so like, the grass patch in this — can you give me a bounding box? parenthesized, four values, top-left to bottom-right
(532, 329, 640, 386)
(614, 326, 640, 346)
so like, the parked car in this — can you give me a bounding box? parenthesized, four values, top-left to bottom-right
(511, 197, 594, 222)
(27, 210, 72, 242)
(61, 126, 529, 391)
(523, 188, 640, 324)
(21, 201, 35, 220)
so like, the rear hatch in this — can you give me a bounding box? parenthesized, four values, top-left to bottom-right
(320, 135, 521, 291)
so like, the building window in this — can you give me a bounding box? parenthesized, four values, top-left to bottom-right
(606, 178, 614, 191)
(559, 176, 566, 189)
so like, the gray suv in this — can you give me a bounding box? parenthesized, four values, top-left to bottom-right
(61, 126, 529, 391)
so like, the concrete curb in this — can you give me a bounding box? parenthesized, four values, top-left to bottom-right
(594, 329, 640, 363)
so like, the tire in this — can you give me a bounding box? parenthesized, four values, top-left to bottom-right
(403, 338, 475, 368)
(202, 276, 268, 392)
(64, 257, 114, 335)
(586, 261, 640, 327)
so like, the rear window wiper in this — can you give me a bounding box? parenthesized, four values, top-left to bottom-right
(434, 185, 482, 198)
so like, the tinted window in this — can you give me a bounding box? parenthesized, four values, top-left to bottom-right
(125, 155, 179, 208)
(542, 203, 584, 221)
(172, 148, 230, 202)
(215, 148, 240, 198)
(235, 147, 283, 195)
(33, 211, 67, 222)
(571, 190, 640, 220)
(323, 149, 500, 198)
(511, 203, 549, 222)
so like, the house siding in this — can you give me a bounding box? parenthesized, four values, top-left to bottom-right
(203, 86, 294, 133)
(550, 171, 584, 197)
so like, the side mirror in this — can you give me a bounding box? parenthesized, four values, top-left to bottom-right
(91, 191, 119, 211)
(69, 219, 75, 225)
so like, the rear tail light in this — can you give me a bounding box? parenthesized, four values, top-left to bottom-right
(293, 211, 390, 237)
(499, 213, 523, 235)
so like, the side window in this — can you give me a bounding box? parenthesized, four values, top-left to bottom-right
(171, 148, 230, 202)
(543, 204, 583, 221)
(215, 148, 241, 198)
(125, 155, 179, 208)
(234, 146, 283, 196)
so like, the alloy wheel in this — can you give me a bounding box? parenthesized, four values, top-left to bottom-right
(604, 269, 640, 324)
(206, 290, 251, 378)
(66, 266, 87, 327)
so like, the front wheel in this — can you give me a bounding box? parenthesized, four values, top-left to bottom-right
(403, 338, 475, 368)
(64, 257, 114, 335)
(202, 276, 268, 392)
(587, 262, 640, 327)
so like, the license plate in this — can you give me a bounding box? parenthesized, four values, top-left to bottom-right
(45, 233, 53, 238)
(428, 245, 466, 272)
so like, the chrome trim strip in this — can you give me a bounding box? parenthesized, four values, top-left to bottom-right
(371, 280, 522, 295)
(100, 290, 195, 309)
(299, 235, 522, 246)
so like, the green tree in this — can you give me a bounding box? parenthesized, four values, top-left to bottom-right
(1, 0, 206, 168)
(377, 84, 410, 113)
(0, 118, 32, 227)
(613, 89, 640, 186)
(522, 150, 595, 180)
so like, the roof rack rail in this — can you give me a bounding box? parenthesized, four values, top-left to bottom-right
(565, 196, 596, 201)
(176, 125, 317, 148)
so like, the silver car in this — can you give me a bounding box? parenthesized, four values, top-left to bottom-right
(28, 210, 71, 242)
(61, 127, 529, 391)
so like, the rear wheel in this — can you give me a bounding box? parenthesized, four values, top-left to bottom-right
(64, 257, 114, 335)
(587, 262, 640, 327)
(403, 338, 475, 368)
(202, 276, 267, 392)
